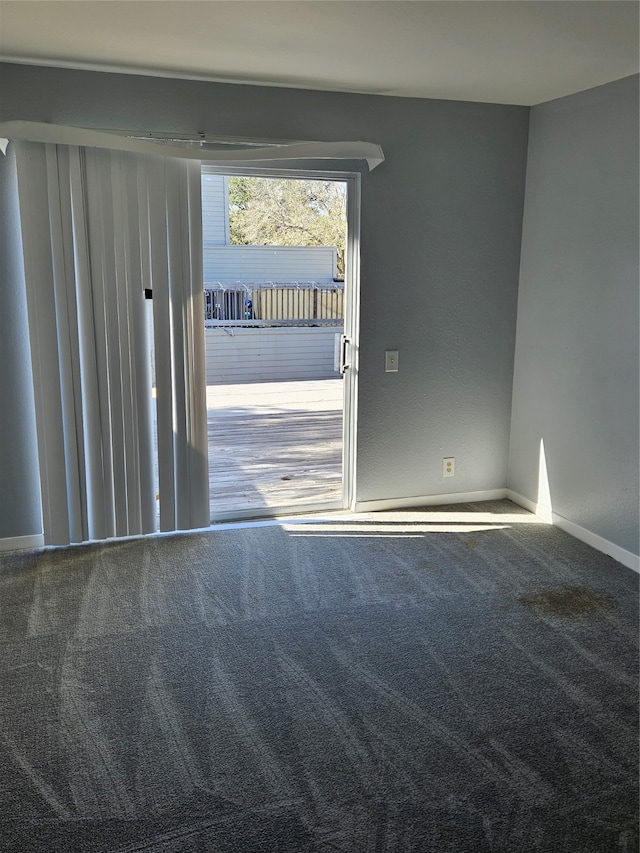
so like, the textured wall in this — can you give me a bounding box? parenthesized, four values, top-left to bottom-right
(0, 148, 42, 539)
(0, 62, 529, 520)
(509, 75, 639, 555)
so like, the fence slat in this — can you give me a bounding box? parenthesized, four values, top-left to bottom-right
(204, 283, 344, 326)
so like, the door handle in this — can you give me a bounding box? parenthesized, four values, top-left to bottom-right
(340, 334, 350, 374)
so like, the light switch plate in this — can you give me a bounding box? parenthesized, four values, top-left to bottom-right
(385, 350, 399, 372)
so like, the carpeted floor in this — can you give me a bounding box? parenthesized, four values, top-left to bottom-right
(0, 500, 637, 852)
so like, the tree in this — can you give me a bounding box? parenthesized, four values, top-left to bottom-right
(228, 177, 347, 277)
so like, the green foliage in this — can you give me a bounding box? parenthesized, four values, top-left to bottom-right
(228, 177, 347, 277)
(228, 177, 251, 212)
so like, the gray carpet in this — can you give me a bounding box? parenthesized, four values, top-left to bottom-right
(0, 500, 637, 852)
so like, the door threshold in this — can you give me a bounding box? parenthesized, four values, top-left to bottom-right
(210, 502, 348, 528)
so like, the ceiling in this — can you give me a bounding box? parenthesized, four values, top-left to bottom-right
(0, 1, 638, 106)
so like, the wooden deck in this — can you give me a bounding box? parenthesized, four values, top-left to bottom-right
(206, 379, 344, 517)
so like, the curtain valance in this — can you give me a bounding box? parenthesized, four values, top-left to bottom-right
(0, 121, 384, 170)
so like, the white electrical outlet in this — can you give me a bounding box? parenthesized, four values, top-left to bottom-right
(443, 457, 455, 478)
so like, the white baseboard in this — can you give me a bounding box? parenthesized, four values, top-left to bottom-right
(0, 533, 45, 553)
(3, 495, 636, 574)
(507, 490, 552, 522)
(551, 513, 639, 574)
(507, 490, 639, 574)
(354, 489, 508, 514)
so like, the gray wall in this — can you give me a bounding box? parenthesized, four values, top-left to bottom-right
(0, 147, 42, 539)
(0, 62, 529, 527)
(509, 75, 639, 555)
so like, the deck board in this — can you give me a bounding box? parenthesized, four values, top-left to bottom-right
(206, 379, 343, 516)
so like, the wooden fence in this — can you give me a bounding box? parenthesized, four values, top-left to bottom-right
(204, 283, 344, 326)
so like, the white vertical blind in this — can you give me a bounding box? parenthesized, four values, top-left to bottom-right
(144, 156, 210, 533)
(14, 141, 209, 545)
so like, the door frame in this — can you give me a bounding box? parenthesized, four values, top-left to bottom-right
(201, 164, 361, 520)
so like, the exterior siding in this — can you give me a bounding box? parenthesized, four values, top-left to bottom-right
(201, 173, 228, 245)
(204, 245, 337, 284)
(202, 173, 337, 283)
(205, 326, 340, 384)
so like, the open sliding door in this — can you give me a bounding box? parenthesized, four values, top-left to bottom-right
(201, 168, 361, 521)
